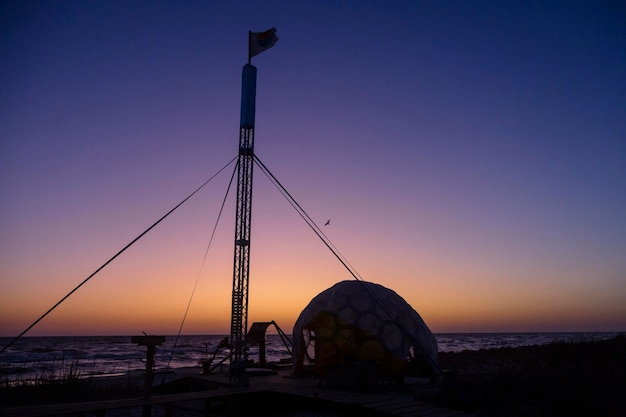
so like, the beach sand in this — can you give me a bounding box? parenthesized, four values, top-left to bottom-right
(2, 334, 624, 416)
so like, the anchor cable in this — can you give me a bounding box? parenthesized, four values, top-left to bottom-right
(160, 159, 238, 384)
(254, 155, 364, 283)
(1, 156, 237, 354)
(253, 155, 445, 375)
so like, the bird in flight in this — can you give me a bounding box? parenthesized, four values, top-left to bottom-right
(324, 219, 330, 226)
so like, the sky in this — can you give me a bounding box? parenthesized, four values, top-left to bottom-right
(1, 0, 625, 337)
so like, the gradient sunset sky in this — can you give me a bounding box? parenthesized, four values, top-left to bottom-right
(1, 1, 625, 337)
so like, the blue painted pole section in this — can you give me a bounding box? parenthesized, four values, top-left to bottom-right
(240, 64, 257, 128)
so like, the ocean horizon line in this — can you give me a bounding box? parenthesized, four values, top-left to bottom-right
(2, 330, 623, 339)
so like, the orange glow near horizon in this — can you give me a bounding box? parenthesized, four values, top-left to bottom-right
(2, 218, 626, 337)
(3, 257, 625, 337)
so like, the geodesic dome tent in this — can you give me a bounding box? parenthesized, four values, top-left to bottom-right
(292, 280, 438, 378)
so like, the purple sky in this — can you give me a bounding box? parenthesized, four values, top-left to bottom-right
(1, 1, 625, 336)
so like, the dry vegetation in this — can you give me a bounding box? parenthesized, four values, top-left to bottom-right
(435, 334, 626, 416)
(0, 371, 143, 406)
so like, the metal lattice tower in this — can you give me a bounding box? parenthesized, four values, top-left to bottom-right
(229, 63, 257, 386)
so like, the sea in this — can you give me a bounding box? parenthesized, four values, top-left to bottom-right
(0, 332, 620, 383)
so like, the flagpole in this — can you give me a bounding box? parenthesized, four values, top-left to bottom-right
(230, 29, 275, 385)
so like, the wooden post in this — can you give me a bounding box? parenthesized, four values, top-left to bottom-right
(131, 335, 166, 417)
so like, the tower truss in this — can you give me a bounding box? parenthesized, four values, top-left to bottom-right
(229, 63, 257, 386)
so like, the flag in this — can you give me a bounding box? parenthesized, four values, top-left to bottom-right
(249, 28, 278, 59)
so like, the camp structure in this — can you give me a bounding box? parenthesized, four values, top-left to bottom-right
(292, 280, 438, 387)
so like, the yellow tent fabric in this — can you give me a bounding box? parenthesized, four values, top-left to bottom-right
(292, 281, 437, 377)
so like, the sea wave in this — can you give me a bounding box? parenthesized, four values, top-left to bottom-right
(0, 332, 620, 382)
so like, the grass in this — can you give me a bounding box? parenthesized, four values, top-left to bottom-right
(0, 349, 143, 406)
(0, 373, 143, 406)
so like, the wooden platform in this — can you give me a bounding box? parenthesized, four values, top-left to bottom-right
(0, 370, 477, 417)
(259, 372, 477, 417)
(0, 385, 267, 417)
(274, 385, 476, 417)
